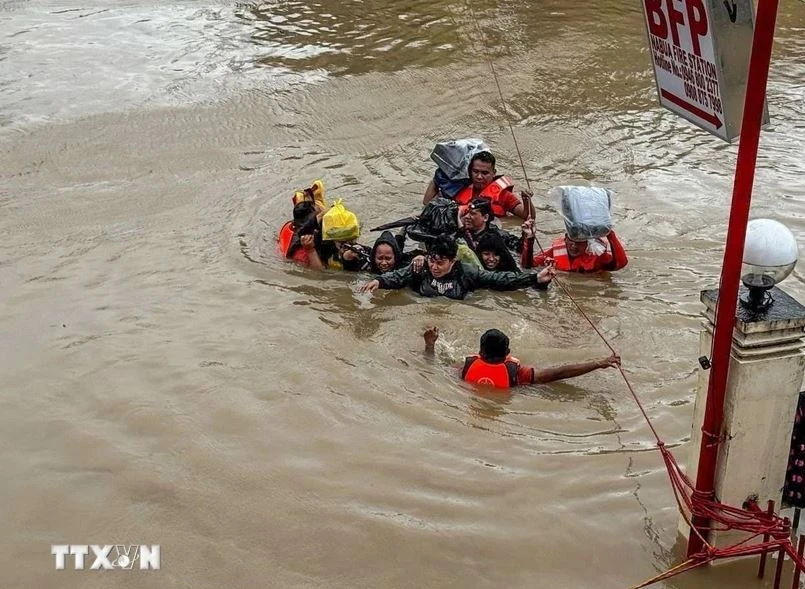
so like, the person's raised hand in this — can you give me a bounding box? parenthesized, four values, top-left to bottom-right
(300, 234, 315, 251)
(598, 354, 621, 369)
(412, 255, 425, 273)
(359, 279, 380, 294)
(423, 326, 439, 347)
(423, 326, 439, 353)
(537, 261, 556, 284)
(521, 218, 535, 238)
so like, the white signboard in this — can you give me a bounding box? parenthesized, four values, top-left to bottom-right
(641, 0, 769, 142)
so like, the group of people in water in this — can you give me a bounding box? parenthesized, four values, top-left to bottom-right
(277, 148, 628, 390)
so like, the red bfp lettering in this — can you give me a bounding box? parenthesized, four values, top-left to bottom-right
(644, 0, 668, 38)
(686, 0, 708, 57)
(666, 0, 687, 49)
(644, 0, 709, 57)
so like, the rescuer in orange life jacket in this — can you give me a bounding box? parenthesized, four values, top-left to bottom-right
(520, 219, 629, 273)
(278, 181, 372, 271)
(278, 200, 329, 268)
(424, 151, 534, 220)
(423, 327, 620, 389)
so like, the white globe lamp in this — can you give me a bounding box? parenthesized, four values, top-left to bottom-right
(741, 219, 798, 311)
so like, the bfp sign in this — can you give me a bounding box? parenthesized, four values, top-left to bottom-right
(641, 0, 769, 142)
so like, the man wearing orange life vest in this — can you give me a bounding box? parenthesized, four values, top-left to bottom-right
(520, 219, 629, 273)
(278, 200, 329, 269)
(278, 181, 372, 271)
(425, 151, 534, 220)
(423, 327, 620, 389)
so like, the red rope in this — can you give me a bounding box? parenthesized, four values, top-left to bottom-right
(463, 2, 805, 587)
(465, 1, 667, 446)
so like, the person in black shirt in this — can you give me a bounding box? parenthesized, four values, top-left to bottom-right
(359, 235, 554, 300)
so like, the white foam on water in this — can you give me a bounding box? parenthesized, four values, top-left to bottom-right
(0, 1, 329, 130)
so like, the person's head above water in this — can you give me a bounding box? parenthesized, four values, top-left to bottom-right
(371, 231, 403, 274)
(468, 151, 496, 191)
(293, 201, 318, 235)
(479, 329, 510, 363)
(463, 197, 494, 232)
(476, 231, 519, 272)
(564, 233, 588, 258)
(426, 234, 458, 278)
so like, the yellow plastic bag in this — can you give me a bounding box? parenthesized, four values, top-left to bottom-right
(322, 199, 360, 242)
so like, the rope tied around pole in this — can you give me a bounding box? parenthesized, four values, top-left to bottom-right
(701, 427, 726, 447)
(459, 1, 805, 587)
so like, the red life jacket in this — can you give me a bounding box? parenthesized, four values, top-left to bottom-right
(278, 220, 295, 257)
(454, 176, 515, 217)
(461, 355, 519, 389)
(551, 237, 612, 272)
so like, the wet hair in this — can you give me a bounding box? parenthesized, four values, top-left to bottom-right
(427, 234, 459, 260)
(479, 329, 509, 363)
(468, 151, 496, 174)
(475, 231, 519, 272)
(467, 197, 494, 222)
(293, 202, 317, 235)
(293, 201, 315, 224)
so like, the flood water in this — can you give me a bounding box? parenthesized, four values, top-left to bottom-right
(2, 1, 805, 587)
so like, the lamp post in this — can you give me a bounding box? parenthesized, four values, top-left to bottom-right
(685, 0, 782, 557)
(683, 220, 805, 553)
(740, 219, 799, 312)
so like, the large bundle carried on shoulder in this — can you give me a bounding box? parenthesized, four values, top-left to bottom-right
(431, 138, 490, 181)
(555, 186, 613, 241)
(430, 138, 490, 198)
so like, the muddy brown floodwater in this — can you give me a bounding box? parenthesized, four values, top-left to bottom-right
(1, 1, 805, 587)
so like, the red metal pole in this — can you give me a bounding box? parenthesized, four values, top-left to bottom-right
(687, 0, 780, 558)
(759, 500, 776, 578)
(791, 534, 805, 589)
(773, 544, 785, 589)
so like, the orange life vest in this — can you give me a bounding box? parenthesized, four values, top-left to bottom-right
(454, 176, 515, 217)
(551, 236, 612, 272)
(461, 355, 519, 389)
(278, 220, 295, 257)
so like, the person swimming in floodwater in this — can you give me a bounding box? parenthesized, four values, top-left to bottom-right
(279, 182, 373, 272)
(423, 326, 621, 389)
(281, 201, 371, 271)
(359, 234, 555, 300)
(278, 200, 335, 268)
